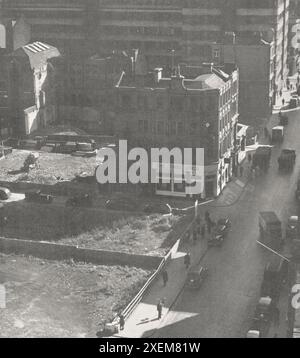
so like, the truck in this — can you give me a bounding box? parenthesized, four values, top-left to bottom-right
(260, 256, 287, 299)
(258, 211, 282, 251)
(278, 149, 296, 172)
(252, 146, 272, 172)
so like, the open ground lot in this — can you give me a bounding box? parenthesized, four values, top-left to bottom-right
(0, 253, 151, 337)
(0, 149, 97, 185)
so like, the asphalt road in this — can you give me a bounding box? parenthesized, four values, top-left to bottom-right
(155, 109, 300, 338)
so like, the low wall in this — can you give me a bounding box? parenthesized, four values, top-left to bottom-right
(0, 180, 96, 197)
(0, 237, 161, 270)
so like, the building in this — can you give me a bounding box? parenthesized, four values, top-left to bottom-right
(213, 32, 275, 128)
(1, 0, 289, 92)
(1, 0, 89, 57)
(51, 49, 146, 134)
(114, 63, 239, 198)
(288, 0, 300, 74)
(8, 41, 60, 136)
(0, 15, 32, 139)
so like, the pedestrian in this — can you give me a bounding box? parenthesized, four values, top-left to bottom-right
(239, 166, 244, 177)
(184, 252, 191, 269)
(248, 153, 252, 163)
(205, 211, 210, 224)
(192, 229, 197, 245)
(157, 300, 163, 319)
(282, 98, 285, 107)
(201, 224, 206, 239)
(119, 313, 125, 331)
(279, 89, 282, 97)
(162, 269, 168, 287)
(274, 306, 280, 326)
(264, 127, 268, 138)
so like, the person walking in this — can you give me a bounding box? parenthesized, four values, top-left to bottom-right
(239, 166, 244, 177)
(184, 253, 191, 269)
(248, 153, 252, 163)
(119, 313, 125, 331)
(274, 306, 280, 326)
(201, 224, 206, 240)
(192, 229, 197, 245)
(162, 269, 168, 287)
(282, 98, 285, 107)
(157, 300, 163, 319)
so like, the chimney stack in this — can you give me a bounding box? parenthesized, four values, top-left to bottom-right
(154, 67, 163, 83)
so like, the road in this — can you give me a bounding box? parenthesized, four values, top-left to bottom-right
(155, 109, 300, 338)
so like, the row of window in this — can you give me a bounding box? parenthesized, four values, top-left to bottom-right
(137, 119, 216, 136)
(100, 25, 180, 37)
(99, 10, 182, 22)
(120, 93, 219, 112)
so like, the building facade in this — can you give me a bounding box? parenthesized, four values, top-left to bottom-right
(114, 64, 239, 198)
(2, 0, 289, 91)
(213, 33, 275, 127)
(8, 41, 60, 136)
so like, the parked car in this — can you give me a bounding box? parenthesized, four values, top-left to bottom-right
(143, 202, 171, 215)
(25, 190, 54, 204)
(66, 193, 93, 207)
(254, 296, 274, 323)
(186, 266, 208, 289)
(0, 187, 11, 200)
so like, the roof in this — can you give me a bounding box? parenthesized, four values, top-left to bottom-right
(12, 41, 61, 69)
(184, 73, 225, 90)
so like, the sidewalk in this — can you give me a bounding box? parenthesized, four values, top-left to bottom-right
(114, 233, 208, 338)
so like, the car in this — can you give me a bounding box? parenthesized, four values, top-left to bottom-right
(25, 190, 54, 204)
(208, 235, 224, 247)
(254, 296, 274, 323)
(186, 266, 208, 289)
(105, 198, 136, 211)
(66, 193, 93, 207)
(287, 216, 298, 240)
(143, 202, 171, 215)
(0, 187, 11, 200)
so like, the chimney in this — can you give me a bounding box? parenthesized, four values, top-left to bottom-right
(154, 67, 163, 83)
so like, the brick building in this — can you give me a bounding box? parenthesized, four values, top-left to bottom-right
(114, 63, 239, 198)
(213, 32, 275, 128)
(8, 41, 60, 136)
(51, 49, 146, 133)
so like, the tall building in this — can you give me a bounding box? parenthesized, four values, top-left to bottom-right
(1, 0, 89, 56)
(1, 0, 290, 90)
(114, 63, 239, 198)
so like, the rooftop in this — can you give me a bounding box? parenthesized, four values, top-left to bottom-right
(118, 64, 232, 91)
(13, 41, 61, 69)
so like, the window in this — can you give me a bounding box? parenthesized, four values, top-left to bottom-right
(213, 49, 220, 59)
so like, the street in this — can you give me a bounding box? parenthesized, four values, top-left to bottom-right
(154, 109, 300, 338)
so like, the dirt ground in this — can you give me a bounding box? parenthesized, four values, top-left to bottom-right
(0, 253, 151, 338)
(0, 150, 97, 185)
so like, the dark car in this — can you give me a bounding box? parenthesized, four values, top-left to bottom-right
(254, 296, 274, 323)
(143, 202, 171, 215)
(25, 190, 54, 204)
(105, 198, 136, 211)
(0, 187, 11, 200)
(66, 193, 93, 207)
(186, 267, 208, 289)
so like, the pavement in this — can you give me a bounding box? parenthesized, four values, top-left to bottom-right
(114, 228, 208, 338)
(113, 169, 251, 338)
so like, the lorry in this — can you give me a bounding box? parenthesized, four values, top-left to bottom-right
(258, 211, 282, 251)
(260, 256, 287, 299)
(278, 149, 296, 172)
(252, 146, 272, 172)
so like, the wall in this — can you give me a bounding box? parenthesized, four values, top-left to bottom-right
(223, 43, 272, 124)
(0, 237, 161, 270)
